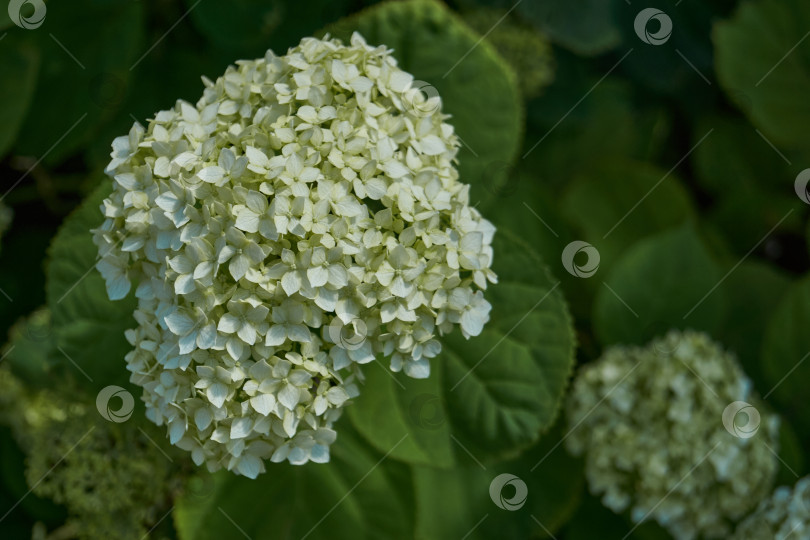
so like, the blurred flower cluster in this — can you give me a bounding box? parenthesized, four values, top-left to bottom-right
(566, 330, 780, 540)
(0, 355, 176, 539)
(733, 475, 810, 539)
(93, 33, 496, 477)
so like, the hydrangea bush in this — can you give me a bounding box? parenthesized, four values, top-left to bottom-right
(92, 33, 497, 477)
(566, 330, 780, 540)
(1, 0, 805, 538)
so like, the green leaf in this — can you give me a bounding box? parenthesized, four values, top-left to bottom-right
(477, 171, 570, 277)
(593, 224, 726, 346)
(719, 262, 790, 383)
(350, 231, 575, 467)
(0, 32, 39, 159)
(554, 160, 695, 325)
(347, 362, 455, 467)
(462, 0, 622, 56)
(776, 418, 806, 486)
(412, 419, 583, 539)
(692, 116, 793, 195)
(612, 0, 717, 103)
(14, 0, 144, 164)
(1, 308, 62, 389)
(522, 78, 671, 323)
(715, 0, 810, 148)
(514, 0, 621, 56)
(524, 77, 670, 189)
(561, 160, 695, 275)
(689, 117, 804, 257)
(173, 422, 413, 540)
(761, 275, 810, 440)
(187, 0, 354, 54)
(46, 179, 136, 388)
(709, 186, 803, 257)
(324, 0, 523, 194)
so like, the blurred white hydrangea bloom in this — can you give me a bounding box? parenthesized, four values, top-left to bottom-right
(93, 33, 496, 477)
(733, 476, 810, 539)
(566, 330, 779, 540)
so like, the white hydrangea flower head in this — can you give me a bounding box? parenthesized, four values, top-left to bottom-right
(92, 33, 497, 477)
(733, 475, 810, 540)
(565, 330, 779, 540)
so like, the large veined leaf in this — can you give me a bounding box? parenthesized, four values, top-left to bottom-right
(412, 420, 584, 539)
(324, 0, 523, 195)
(715, 0, 810, 149)
(45, 179, 136, 389)
(349, 231, 575, 467)
(593, 224, 726, 346)
(173, 423, 413, 540)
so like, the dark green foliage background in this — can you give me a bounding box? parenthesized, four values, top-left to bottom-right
(0, 0, 808, 538)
